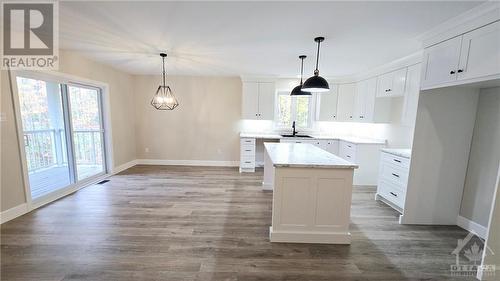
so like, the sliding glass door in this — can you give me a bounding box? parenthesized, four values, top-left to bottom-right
(67, 85, 105, 180)
(15, 76, 107, 200)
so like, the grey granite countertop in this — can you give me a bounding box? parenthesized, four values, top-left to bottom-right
(380, 148, 412, 158)
(264, 143, 358, 169)
(240, 132, 386, 145)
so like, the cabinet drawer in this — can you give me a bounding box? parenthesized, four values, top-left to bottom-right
(381, 152, 410, 169)
(240, 145, 255, 155)
(378, 180, 405, 208)
(240, 138, 256, 145)
(379, 162, 408, 188)
(240, 156, 255, 168)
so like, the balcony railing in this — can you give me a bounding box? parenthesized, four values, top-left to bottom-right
(24, 129, 102, 172)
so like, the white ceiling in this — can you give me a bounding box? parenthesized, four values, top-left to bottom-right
(59, 1, 484, 77)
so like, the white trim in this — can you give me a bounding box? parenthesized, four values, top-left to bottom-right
(418, 2, 500, 48)
(112, 160, 137, 174)
(137, 159, 239, 167)
(457, 215, 488, 239)
(0, 204, 29, 224)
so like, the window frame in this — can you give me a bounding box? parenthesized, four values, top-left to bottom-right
(274, 91, 317, 131)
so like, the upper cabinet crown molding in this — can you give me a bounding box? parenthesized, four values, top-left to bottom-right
(418, 1, 500, 48)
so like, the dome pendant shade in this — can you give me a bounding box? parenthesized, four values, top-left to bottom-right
(291, 55, 311, 96)
(302, 37, 329, 93)
(151, 52, 179, 110)
(302, 73, 330, 93)
(151, 85, 179, 110)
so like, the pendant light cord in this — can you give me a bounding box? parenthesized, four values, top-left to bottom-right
(162, 56, 166, 88)
(300, 57, 304, 85)
(315, 40, 321, 74)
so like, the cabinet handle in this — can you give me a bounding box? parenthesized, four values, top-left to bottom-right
(450, 70, 456, 74)
(346, 155, 351, 158)
(390, 192, 398, 197)
(393, 159, 401, 163)
(333, 115, 336, 118)
(385, 89, 392, 92)
(244, 161, 251, 164)
(349, 116, 353, 119)
(245, 149, 251, 152)
(360, 116, 364, 118)
(457, 69, 463, 73)
(392, 173, 400, 178)
(347, 145, 352, 148)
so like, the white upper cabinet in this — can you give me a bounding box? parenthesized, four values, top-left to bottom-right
(336, 83, 356, 121)
(317, 84, 338, 121)
(241, 81, 275, 120)
(457, 21, 500, 81)
(421, 21, 500, 89)
(401, 63, 422, 127)
(258, 82, 276, 120)
(376, 68, 407, 98)
(421, 36, 462, 88)
(356, 77, 392, 123)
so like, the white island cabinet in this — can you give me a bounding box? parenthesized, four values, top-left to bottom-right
(264, 143, 358, 244)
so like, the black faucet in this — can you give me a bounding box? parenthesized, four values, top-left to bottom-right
(292, 121, 297, 136)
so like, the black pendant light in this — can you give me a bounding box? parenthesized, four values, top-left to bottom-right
(302, 37, 329, 93)
(151, 53, 179, 110)
(291, 55, 311, 96)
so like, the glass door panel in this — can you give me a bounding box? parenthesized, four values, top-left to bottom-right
(67, 85, 105, 180)
(16, 77, 71, 199)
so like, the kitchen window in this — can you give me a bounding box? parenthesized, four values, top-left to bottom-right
(275, 91, 316, 129)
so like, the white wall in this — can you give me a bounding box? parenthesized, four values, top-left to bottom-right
(460, 87, 500, 227)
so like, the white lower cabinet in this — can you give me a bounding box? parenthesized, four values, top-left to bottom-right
(338, 141, 385, 186)
(239, 138, 256, 172)
(376, 151, 410, 212)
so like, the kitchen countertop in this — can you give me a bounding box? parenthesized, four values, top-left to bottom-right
(240, 132, 386, 145)
(380, 148, 412, 158)
(264, 143, 358, 169)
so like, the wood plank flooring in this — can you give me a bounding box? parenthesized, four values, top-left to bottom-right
(1, 165, 474, 280)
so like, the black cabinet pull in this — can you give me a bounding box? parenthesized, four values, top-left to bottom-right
(393, 159, 401, 163)
(347, 145, 352, 148)
(360, 116, 364, 118)
(346, 155, 351, 158)
(392, 173, 400, 178)
(244, 161, 251, 164)
(390, 192, 398, 197)
(450, 70, 456, 74)
(245, 149, 251, 152)
(349, 116, 353, 119)
(457, 69, 463, 73)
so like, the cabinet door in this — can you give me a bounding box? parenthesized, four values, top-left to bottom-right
(401, 63, 421, 127)
(258, 82, 275, 120)
(317, 84, 338, 121)
(242, 82, 259, 119)
(325, 140, 339, 155)
(376, 72, 393, 97)
(337, 83, 356, 121)
(390, 68, 407, 97)
(458, 21, 500, 82)
(421, 36, 462, 88)
(355, 78, 377, 122)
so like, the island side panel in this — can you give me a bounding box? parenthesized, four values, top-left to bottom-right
(262, 148, 274, 191)
(270, 166, 354, 244)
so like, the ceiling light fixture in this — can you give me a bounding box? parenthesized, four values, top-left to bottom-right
(302, 37, 329, 93)
(151, 53, 179, 110)
(290, 55, 311, 96)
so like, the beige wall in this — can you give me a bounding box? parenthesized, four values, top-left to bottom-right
(1, 70, 27, 211)
(134, 75, 241, 161)
(1, 50, 136, 212)
(460, 87, 500, 227)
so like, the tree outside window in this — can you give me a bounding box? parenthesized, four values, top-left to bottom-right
(276, 91, 315, 129)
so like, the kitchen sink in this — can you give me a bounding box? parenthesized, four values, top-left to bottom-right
(281, 134, 312, 138)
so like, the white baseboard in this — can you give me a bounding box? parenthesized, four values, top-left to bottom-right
(0, 203, 28, 224)
(112, 159, 138, 174)
(457, 215, 488, 239)
(137, 159, 239, 167)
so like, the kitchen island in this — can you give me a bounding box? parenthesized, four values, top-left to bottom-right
(264, 143, 358, 244)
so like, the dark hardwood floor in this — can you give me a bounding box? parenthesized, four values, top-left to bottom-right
(1, 166, 474, 280)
